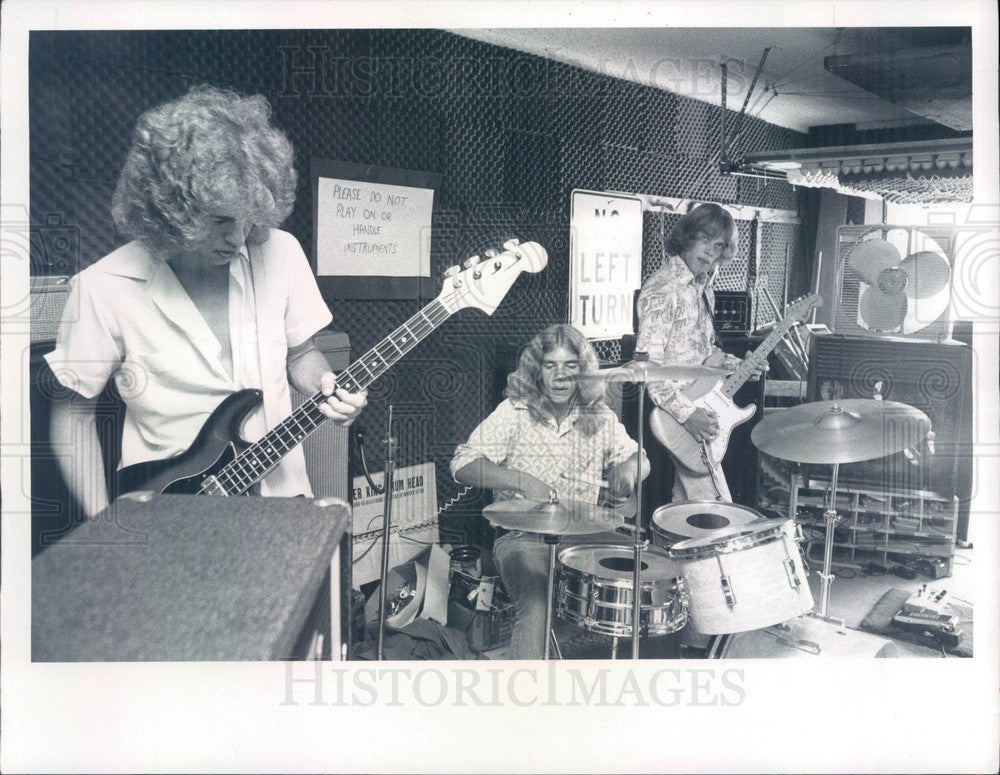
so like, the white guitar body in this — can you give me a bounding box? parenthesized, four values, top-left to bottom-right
(649, 294, 823, 475)
(649, 381, 756, 474)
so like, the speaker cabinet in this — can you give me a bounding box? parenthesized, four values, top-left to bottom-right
(32, 493, 352, 661)
(807, 332, 973, 507)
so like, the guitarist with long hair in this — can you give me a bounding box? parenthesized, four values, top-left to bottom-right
(636, 203, 765, 502)
(45, 85, 367, 517)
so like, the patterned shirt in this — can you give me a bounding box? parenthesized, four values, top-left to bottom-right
(635, 254, 738, 423)
(450, 399, 642, 506)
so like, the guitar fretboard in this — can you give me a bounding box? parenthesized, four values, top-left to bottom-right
(202, 299, 452, 495)
(720, 319, 796, 399)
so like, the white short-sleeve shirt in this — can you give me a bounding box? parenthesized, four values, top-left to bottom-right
(44, 229, 333, 496)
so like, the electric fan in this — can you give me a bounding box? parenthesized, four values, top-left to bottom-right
(835, 226, 954, 340)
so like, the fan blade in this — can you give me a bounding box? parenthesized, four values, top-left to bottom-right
(902, 290, 950, 334)
(847, 239, 902, 285)
(858, 285, 907, 332)
(900, 251, 951, 300)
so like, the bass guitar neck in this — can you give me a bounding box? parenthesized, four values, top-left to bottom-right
(117, 240, 548, 497)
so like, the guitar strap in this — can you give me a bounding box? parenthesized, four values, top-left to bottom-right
(702, 267, 724, 346)
(246, 241, 267, 405)
(700, 439, 729, 501)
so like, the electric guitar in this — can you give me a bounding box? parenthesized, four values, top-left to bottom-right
(117, 239, 548, 496)
(649, 294, 822, 474)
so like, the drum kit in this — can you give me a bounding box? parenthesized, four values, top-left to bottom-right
(483, 355, 932, 660)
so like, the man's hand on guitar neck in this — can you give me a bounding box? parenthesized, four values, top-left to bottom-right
(742, 349, 769, 381)
(288, 337, 368, 426)
(317, 372, 368, 426)
(713, 348, 768, 382)
(683, 407, 720, 442)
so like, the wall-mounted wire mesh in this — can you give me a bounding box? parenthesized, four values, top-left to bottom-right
(29, 29, 808, 539)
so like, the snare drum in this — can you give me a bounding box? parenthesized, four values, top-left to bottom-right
(668, 519, 813, 634)
(557, 544, 688, 638)
(651, 500, 763, 548)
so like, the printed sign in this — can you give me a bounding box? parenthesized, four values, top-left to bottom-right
(350, 462, 438, 587)
(311, 159, 439, 299)
(569, 190, 644, 338)
(316, 177, 434, 278)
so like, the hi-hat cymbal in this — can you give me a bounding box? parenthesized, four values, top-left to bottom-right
(751, 399, 931, 464)
(572, 360, 733, 383)
(483, 498, 624, 535)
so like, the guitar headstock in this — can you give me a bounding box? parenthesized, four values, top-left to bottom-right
(780, 293, 823, 328)
(436, 239, 548, 315)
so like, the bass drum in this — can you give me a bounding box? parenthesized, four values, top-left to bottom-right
(709, 616, 901, 658)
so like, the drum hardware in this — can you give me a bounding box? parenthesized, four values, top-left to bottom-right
(543, 532, 559, 660)
(767, 624, 823, 656)
(783, 557, 803, 590)
(788, 469, 802, 522)
(709, 614, 901, 659)
(376, 406, 399, 661)
(717, 560, 736, 608)
(484, 494, 623, 661)
(751, 399, 931, 620)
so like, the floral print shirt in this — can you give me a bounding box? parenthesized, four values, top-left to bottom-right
(636, 254, 737, 423)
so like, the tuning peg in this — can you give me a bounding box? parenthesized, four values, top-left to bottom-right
(483, 248, 498, 259)
(443, 265, 461, 278)
(502, 238, 521, 250)
(463, 255, 481, 269)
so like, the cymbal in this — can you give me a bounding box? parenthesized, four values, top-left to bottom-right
(572, 360, 733, 383)
(751, 399, 931, 464)
(483, 498, 624, 535)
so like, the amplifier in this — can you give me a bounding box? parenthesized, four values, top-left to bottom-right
(807, 332, 973, 504)
(32, 493, 353, 661)
(29, 275, 72, 343)
(714, 291, 752, 335)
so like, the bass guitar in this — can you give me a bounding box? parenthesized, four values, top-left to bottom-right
(649, 293, 822, 474)
(118, 239, 548, 496)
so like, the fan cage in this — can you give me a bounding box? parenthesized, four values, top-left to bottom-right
(833, 224, 957, 342)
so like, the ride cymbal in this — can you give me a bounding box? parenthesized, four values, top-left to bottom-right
(750, 399, 931, 464)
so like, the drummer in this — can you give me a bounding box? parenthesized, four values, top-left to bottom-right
(451, 323, 650, 659)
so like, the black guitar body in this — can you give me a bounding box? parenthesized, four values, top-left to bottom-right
(116, 389, 261, 496)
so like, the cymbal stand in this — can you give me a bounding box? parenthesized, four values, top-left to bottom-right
(375, 406, 399, 661)
(788, 468, 802, 522)
(817, 462, 841, 620)
(631, 373, 646, 660)
(543, 529, 561, 660)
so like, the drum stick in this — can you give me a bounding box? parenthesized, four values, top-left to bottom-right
(559, 472, 609, 489)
